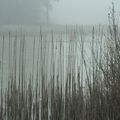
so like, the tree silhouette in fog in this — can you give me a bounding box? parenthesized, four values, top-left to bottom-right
(0, 0, 57, 24)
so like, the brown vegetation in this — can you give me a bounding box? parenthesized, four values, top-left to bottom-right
(0, 3, 120, 120)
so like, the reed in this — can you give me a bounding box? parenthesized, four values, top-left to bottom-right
(0, 3, 120, 120)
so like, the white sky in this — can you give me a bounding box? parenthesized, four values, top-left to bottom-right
(51, 0, 120, 25)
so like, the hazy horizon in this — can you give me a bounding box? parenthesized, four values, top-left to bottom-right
(0, 0, 120, 25)
(51, 0, 120, 25)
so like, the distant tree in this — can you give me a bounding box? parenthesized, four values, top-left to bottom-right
(0, 0, 59, 24)
(40, 0, 59, 23)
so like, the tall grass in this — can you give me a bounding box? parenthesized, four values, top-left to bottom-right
(0, 3, 120, 120)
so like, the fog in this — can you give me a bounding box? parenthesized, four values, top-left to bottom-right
(51, 0, 120, 25)
(0, 0, 120, 25)
(0, 0, 52, 24)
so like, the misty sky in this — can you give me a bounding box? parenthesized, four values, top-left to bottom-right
(51, 0, 120, 25)
(0, 0, 47, 24)
(0, 0, 120, 25)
